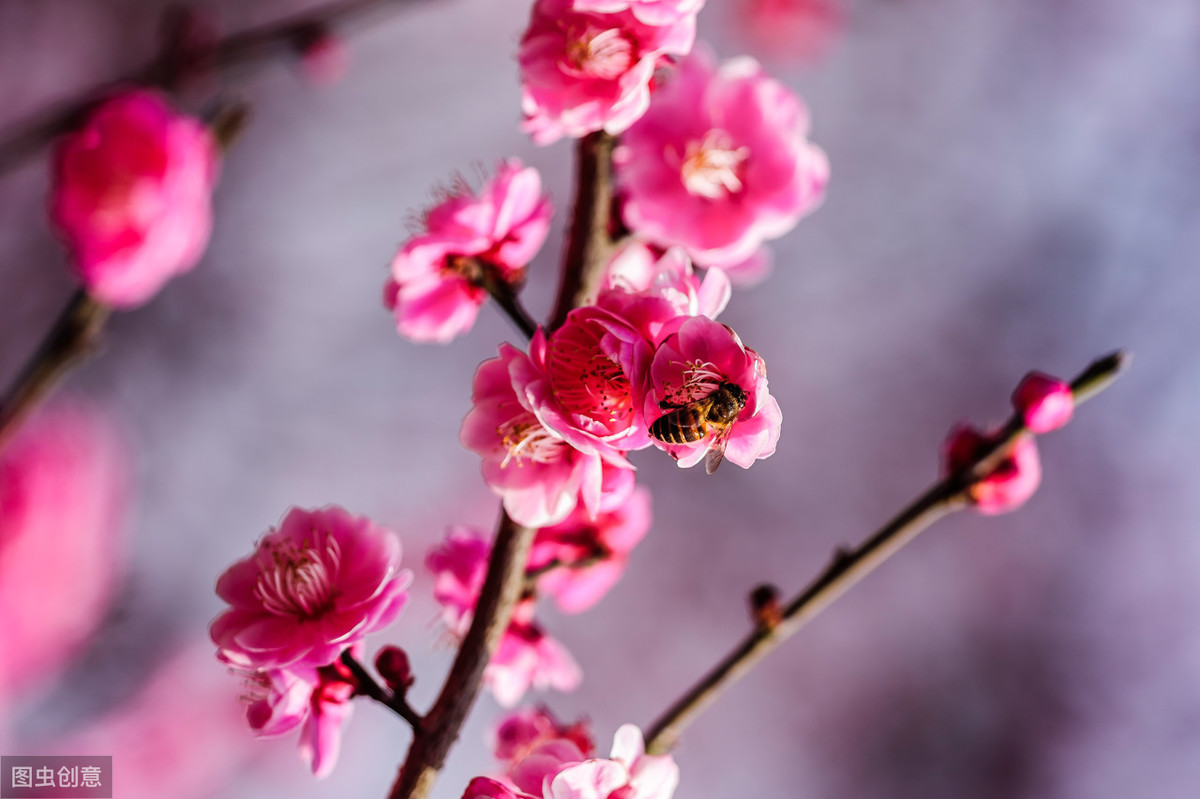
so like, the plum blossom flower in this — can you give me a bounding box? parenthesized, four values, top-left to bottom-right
(243, 648, 359, 778)
(541, 725, 678, 799)
(1012, 371, 1075, 433)
(598, 242, 730, 344)
(615, 49, 828, 271)
(644, 316, 781, 470)
(573, 0, 705, 27)
(426, 526, 491, 636)
(530, 486, 652, 613)
(493, 707, 595, 767)
(463, 777, 537, 799)
(735, 0, 844, 65)
(210, 506, 412, 670)
(518, 0, 697, 144)
(385, 160, 552, 343)
(50, 90, 219, 308)
(942, 426, 1043, 515)
(0, 403, 127, 699)
(462, 344, 628, 527)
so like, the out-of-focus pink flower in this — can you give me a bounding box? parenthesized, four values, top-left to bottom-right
(942, 426, 1043, 515)
(386, 160, 552, 343)
(486, 601, 583, 708)
(493, 707, 595, 766)
(598, 242, 730, 344)
(615, 49, 828, 269)
(1012, 372, 1075, 433)
(463, 777, 538, 799)
(210, 506, 412, 670)
(295, 26, 350, 86)
(243, 649, 358, 779)
(518, 0, 697, 144)
(461, 345, 624, 527)
(544, 725, 678, 799)
(574, 0, 705, 27)
(427, 527, 492, 636)
(735, 0, 844, 65)
(0, 403, 127, 699)
(50, 90, 219, 308)
(644, 316, 781, 470)
(531, 486, 651, 613)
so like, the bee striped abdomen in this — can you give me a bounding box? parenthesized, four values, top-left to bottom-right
(650, 409, 708, 444)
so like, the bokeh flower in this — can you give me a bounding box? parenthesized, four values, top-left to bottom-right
(50, 90, 219, 307)
(486, 600, 583, 708)
(942, 426, 1043, 515)
(1012, 371, 1075, 433)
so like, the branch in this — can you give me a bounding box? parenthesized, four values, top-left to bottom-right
(547, 132, 617, 331)
(458, 256, 538, 340)
(642, 350, 1130, 754)
(0, 291, 110, 453)
(340, 650, 425, 731)
(0, 0, 416, 178)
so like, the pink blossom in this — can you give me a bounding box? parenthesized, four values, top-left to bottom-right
(243, 648, 359, 779)
(644, 316, 781, 471)
(0, 403, 127, 699)
(518, 0, 697, 144)
(1012, 371, 1075, 433)
(210, 506, 412, 670)
(426, 526, 491, 636)
(50, 90, 218, 308)
(735, 0, 844, 65)
(615, 49, 828, 268)
(386, 160, 552, 343)
(544, 725, 678, 799)
(942, 426, 1043, 515)
(574, 0, 705, 27)
(461, 345, 623, 527)
(493, 707, 595, 766)
(486, 600, 583, 708)
(530, 486, 651, 613)
(463, 777, 538, 799)
(598, 242, 730, 344)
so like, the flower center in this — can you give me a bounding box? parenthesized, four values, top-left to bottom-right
(562, 26, 636, 80)
(254, 535, 341, 620)
(679, 130, 750, 200)
(497, 413, 570, 467)
(663, 359, 725, 405)
(547, 322, 634, 430)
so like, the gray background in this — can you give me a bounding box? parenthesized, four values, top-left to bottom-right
(2, 0, 1198, 797)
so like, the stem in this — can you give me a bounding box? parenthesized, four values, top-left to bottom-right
(0, 291, 110, 453)
(461, 257, 538, 340)
(0, 0, 414, 178)
(340, 651, 425, 732)
(386, 512, 536, 799)
(547, 132, 617, 331)
(642, 350, 1130, 754)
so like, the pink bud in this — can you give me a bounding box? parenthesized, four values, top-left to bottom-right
(375, 646, 414, 692)
(1012, 371, 1074, 433)
(942, 425, 1042, 515)
(294, 25, 350, 86)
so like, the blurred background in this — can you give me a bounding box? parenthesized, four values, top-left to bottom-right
(2, 0, 1199, 797)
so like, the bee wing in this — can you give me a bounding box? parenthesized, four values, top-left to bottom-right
(704, 425, 734, 475)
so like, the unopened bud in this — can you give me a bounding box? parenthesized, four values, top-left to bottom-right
(749, 583, 783, 630)
(375, 645, 414, 693)
(1012, 371, 1074, 433)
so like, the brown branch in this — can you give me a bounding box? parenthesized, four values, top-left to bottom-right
(547, 131, 617, 331)
(340, 650, 425, 731)
(642, 350, 1130, 754)
(0, 0, 416, 178)
(458, 256, 538, 340)
(0, 291, 110, 453)
(386, 512, 536, 799)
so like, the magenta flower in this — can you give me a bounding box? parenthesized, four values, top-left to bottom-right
(615, 49, 828, 269)
(486, 600, 583, 708)
(243, 650, 359, 778)
(543, 725, 679, 799)
(386, 160, 552, 343)
(531, 486, 652, 613)
(426, 526, 491, 636)
(518, 0, 697, 144)
(493, 707, 595, 767)
(0, 403, 127, 699)
(461, 345, 624, 527)
(598, 242, 730, 344)
(50, 90, 219, 308)
(942, 426, 1043, 515)
(574, 0, 705, 27)
(210, 506, 412, 670)
(643, 316, 781, 471)
(463, 777, 537, 799)
(1012, 371, 1075, 433)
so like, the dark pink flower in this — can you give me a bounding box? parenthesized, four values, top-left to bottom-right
(644, 316, 781, 471)
(530, 486, 652, 613)
(243, 648, 359, 779)
(598, 242, 730, 345)
(50, 90, 219, 308)
(486, 600, 583, 708)
(492, 707, 595, 766)
(942, 426, 1043, 515)
(0, 403, 127, 698)
(461, 345, 624, 527)
(426, 526, 491, 636)
(210, 506, 412, 670)
(1012, 372, 1075, 433)
(386, 160, 552, 343)
(463, 777, 538, 799)
(518, 0, 697, 144)
(615, 49, 828, 268)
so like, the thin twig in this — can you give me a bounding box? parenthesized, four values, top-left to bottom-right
(642, 350, 1130, 754)
(0, 0, 415, 178)
(547, 132, 617, 331)
(0, 291, 110, 453)
(460, 257, 538, 340)
(340, 650, 425, 731)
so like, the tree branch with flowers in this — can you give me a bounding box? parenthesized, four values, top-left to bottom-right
(0, 0, 1130, 798)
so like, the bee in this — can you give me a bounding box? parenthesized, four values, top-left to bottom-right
(649, 381, 747, 474)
